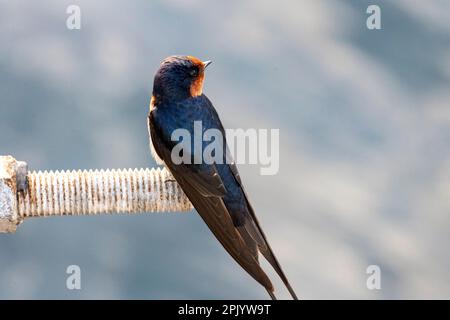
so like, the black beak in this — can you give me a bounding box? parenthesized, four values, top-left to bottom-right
(203, 60, 212, 69)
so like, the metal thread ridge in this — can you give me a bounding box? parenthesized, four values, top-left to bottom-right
(17, 167, 192, 217)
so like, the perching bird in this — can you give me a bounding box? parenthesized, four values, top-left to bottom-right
(148, 55, 298, 300)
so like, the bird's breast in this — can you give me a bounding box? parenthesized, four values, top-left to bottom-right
(148, 97, 166, 166)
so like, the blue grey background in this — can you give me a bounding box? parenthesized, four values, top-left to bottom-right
(0, 0, 449, 299)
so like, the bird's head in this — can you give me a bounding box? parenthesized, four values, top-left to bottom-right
(152, 55, 212, 104)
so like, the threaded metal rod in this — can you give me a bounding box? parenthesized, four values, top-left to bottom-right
(18, 167, 193, 218)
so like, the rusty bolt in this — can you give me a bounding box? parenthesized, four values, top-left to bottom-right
(0, 156, 23, 232)
(0, 155, 193, 233)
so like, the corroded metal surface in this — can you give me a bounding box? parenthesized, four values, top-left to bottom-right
(0, 155, 194, 232)
(17, 167, 193, 218)
(0, 156, 21, 232)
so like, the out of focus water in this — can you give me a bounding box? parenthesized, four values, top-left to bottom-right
(0, 0, 449, 299)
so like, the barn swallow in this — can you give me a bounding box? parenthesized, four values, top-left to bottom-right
(148, 55, 298, 300)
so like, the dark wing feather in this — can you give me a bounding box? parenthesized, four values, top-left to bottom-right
(228, 161, 299, 299)
(174, 174, 274, 291)
(149, 95, 297, 299)
(149, 103, 273, 291)
(149, 107, 226, 197)
(200, 97, 298, 299)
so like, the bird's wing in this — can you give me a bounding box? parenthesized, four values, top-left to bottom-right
(149, 107, 226, 198)
(174, 174, 275, 291)
(227, 160, 299, 299)
(192, 96, 297, 299)
(148, 99, 275, 292)
(205, 97, 298, 299)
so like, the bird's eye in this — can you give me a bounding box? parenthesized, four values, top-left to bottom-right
(190, 68, 198, 77)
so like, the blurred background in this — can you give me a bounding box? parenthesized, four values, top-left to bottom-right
(0, 0, 449, 299)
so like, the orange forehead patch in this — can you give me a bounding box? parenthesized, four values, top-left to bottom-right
(190, 72, 205, 97)
(187, 56, 206, 97)
(186, 55, 205, 68)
